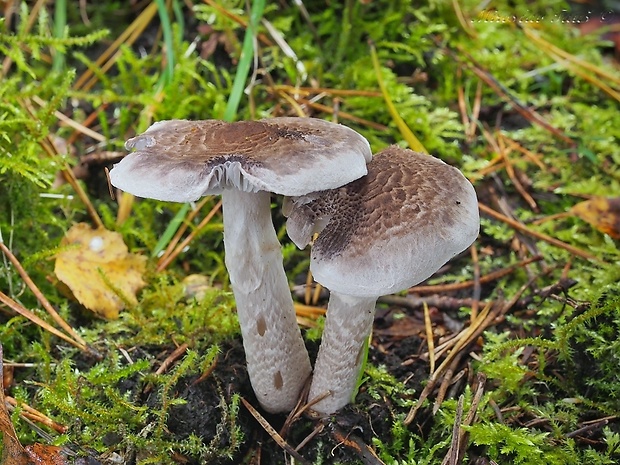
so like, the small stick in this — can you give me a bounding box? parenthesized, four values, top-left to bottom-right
(0, 242, 90, 352)
(481, 126, 538, 210)
(500, 134, 547, 170)
(155, 343, 189, 376)
(156, 200, 222, 272)
(18, 98, 104, 229)
(442, 373, 486, 465)
(5, 396, 68, 434)
(0, 291, 86, 352)
(31, 96, 106, 142)
(143, 343, 191, 394)
(272, 85, 382, 98)
(311, 282, 323, 306)
(478, 202, 600, 262)
(240, 397, 311, 465)
(443, 395, 464, 465)
(423, 302, 435, 375)
(66, 103, 109, 145)
(304, 270, 314, 305)
(192, 353, 218, 386)
(277, 89, 307, 117)
(469, 80, 483, 140)
(499, 135, 538, 211)
(470, 244, 481, 322)
(294, 303, 326, 318)
(405, 303, 494, 425)
(409, 255, 543, 294)
(452, 44, 575, 145)
(433, 355, 465, 414)
(331, 426, 387, 465)
(456, 68, 470, 137)
(294, 422, 324, 452)
(297, 97, 390, 131)
(565, 417, 612, 439)
(157, 197, 210, 266)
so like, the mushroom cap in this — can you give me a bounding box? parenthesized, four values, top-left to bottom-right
(285, 145, 480, 297)
(109, 117, 371, 202)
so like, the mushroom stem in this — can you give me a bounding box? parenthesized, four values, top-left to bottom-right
(222, 189, 312, 413)
(308, 292, 377, 414)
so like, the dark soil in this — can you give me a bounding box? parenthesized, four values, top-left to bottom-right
(139, 304, 437, 465)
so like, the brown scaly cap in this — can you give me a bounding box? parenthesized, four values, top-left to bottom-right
(109, 117, 371, 202)
(285, 145, 480, 297)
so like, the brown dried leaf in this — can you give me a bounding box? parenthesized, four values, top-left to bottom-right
(54, 223, 147, 319)
(570, 197, 620, 239)
(24, 444, 70, 465)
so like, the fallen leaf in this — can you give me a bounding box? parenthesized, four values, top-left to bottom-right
(570, 197, 620, 239)
(23, 444, 69, 465)
(54, 223, 147, 319)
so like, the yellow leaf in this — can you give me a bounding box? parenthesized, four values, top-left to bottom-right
(570, 197, 620, 239)
(54, 223, 147, 319)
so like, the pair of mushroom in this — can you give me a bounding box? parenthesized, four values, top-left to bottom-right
(109, 117, 479, 415)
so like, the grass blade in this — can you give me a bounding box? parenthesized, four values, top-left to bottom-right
(370, 42, 428, 153)
(223, 0, 266, 122)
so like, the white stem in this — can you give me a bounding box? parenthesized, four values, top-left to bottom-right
(222, 189, 312, 413)
(308, 292, 377, 414)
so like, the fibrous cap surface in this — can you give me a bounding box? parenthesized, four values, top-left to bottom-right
(286, 145, 480, 297)
(109, 117, 371, 202)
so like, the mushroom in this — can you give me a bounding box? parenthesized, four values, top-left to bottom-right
(109, 117, 371, 413)
(284, 145, 480, 414)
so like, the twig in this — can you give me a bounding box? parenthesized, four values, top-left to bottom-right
(0, 242, 93, 355)
(155, 343, 189, 376)
(433, 357, 463, 414)
(331, 426, 387, 465)
(478, 202, 600, 262)
(240, 397, 311, 465)
(272, 85, 382, 98)
(294, 422, 324, 452)
(18, 98, 104, 229)
(423, 302, 435, 374)
(297, 97, 389, 131)
(469, 80, 483, 141)
(451, 0, 477, 37)
(31, 95, 106, 142)
(192, 353, 218, 386)
(406, 269, 537, 423)
(444, 395, 464, 465)
(482, 127, 538, 211)
(202, 0, 273, 46)
(405, 303, 493, 424)
(156, 200, 223, 272)
(370, 41, 427, 152)
(5, 396, 68, 434)
(470, 244, 481, 322)
(379, 294, 483, 313)
(520, 25, 620, 102)
(450, 44, 575, 146)
(441, 373, 487, 465)
(74, 2, 159, 91)
(566, 416, 617, 439)
(157, 197, 210, 265)
(0, 290, 86, 352)
(409, 256, 542, 294)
